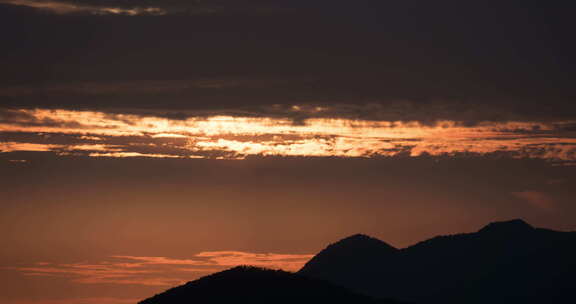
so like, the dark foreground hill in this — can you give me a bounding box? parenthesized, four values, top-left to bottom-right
(299, 219, 576, 304)
(139, 266, 403, 304)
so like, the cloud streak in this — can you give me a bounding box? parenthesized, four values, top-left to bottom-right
(0, 0, 167, 15)
(12, 251, 313, 287)
(512, 190, 556, 211)
(1, 108, 576, 163)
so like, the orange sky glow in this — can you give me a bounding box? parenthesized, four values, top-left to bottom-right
(3, 3, 576, 304)
(4, 251, 312, 304)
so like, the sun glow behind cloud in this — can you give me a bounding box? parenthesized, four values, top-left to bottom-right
(1, 108, 576, 163)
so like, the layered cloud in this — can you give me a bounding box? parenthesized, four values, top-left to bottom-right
(12, 251, 313, 287)
(1, 108, 576, 163)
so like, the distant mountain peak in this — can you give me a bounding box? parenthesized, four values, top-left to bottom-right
(140, 265, 399, 304)
(478, 219, 534, 234)
(298, 234, 397, 274)
(329, 234, 397, 251)
(345, 233, 372, 239)
(340, 233, 382, 243)
(216, 265, 281, 276)
(299, 220, 576, 304)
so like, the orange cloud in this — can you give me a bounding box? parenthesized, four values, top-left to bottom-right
(88, 152, 184, 159)
(194, 251, 314, 271)
(109, 256, 209, 266)
(13, 251, 313, 287)
(113, 251, 313, 272)
(0, 142, 58, 152)
(1, 108, 576, 163)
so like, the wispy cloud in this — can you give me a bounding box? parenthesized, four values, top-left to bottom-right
(12, 251, 313, 287)
(113, 252, 313, 272)
(195, 251, 316, 270)
(1, 108, 576, 163)
(88, 152, 185, 159)
(0, 142, 59, 152)
(511, 190, 556, 211)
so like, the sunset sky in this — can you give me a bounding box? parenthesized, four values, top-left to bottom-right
(1, 1, 576, 304)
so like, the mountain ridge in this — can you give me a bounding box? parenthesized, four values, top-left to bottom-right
(298, 219, 576, 304)
(138, 266, 404, 304)
(138, 219, 575, 304)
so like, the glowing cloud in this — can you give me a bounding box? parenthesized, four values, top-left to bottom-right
(192, 251, 313, 271)
(88, 152, 184, 159)
(1, 108, 576, 163)
(0, 142, 58, 152)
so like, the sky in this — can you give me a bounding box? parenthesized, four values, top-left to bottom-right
(1, 1, 576, 303)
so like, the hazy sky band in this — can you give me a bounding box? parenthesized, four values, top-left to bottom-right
(11, 251, 313, 286)
(1, 108, 575, 163)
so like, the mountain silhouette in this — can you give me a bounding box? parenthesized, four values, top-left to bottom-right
(477, 218, 534, 234)
(139, 266, 404, 304)
(299, 219, 576, 304)
(299, 234, 399, 289)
